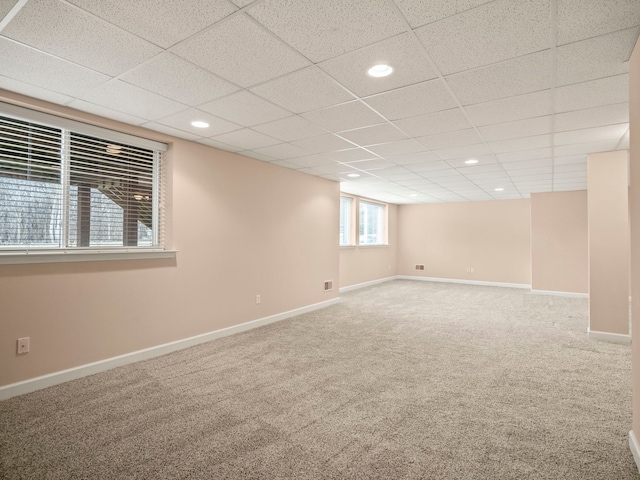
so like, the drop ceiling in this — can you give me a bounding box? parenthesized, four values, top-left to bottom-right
(0, 0, 638, 204)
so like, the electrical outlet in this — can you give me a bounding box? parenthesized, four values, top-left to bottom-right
(256, 294, 261, 304)
(17, 337, 30, 355)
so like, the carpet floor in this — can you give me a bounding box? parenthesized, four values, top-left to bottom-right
(1, 280, 638, 479)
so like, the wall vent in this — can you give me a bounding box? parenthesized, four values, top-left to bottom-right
(324, 280, 333, 291)
(415, 264, 425, 270)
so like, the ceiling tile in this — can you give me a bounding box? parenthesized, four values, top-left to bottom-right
(555, 74, 629, 113)
(366, 139, 428, 156)
(363, 79, 458, 120)
(554, 124, 629, 146)
(445, 154, 499, 168)
(199, 90, 290, 127)
(210, 128, 281, 150)
(414, 0, 550, 75)
(250, 66, 355, 114)
(420, 168, 464, 178)
(433, 143, 492, 160)
(310, 162, 361, 175)
(497, 147, 553, 162)
(394, 0, 494, 28)
(269, 159, 305, 169)
(247, 0, 405, 63)
(197, 138, 243, 152)
(393, 108, 472, 137)
(405, 161, 452, 173)
(120, 53, 239, 106)
(0, 1, 18, 18)
(557, 0, 640, 45)
(446, 50, 551, 105)
(0, 37, 110, 97)
(252, 115, 327, 142)
(500, 158, 553, 170)
(455, 163, 504, 175)
(478, 116, 553, 142)
(416, 128, 482, 150)
(554, 154, 587, 166)
(79, 80, 187, 120)
(239, 150, 277, 162)
(326, 148, 378, 162)
(0, 75, 72, 106)
(251, 142, 309, 159)
(554, 139, 620, 156)
(171, 13, 310, 88)
(140, 122, 202, 141)
(554, 103, 629, 132)
(155, 108, 241, 136)
(505, 166, 552, 177)
(387, 151, 441, 165)
(286, 155, 336, 168)
(489, 134, 552, 154)
(368, 166, 412, 178)
(554, 162, 587, 173)
(66, 0, 237, 49)
(290, 134, 354, 153)
(556, 28, 635, 87)
(465, 90, 553, 126)
(318, 33, 437, 97)
(301, 100, 386, 132)
(2, 0, 161, 76)
(338, 123, 408, 146)
(229, 0, 253, 7)
(67, 99, 147, 126)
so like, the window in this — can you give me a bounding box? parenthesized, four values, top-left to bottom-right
(339, 196, 354, 246)
(359, 200, 385, 245)
(0, 104, 166, 254)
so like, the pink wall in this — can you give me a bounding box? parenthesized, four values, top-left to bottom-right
(531, 191, 588, 294)
(397, 199, 531, 285)
(0, 91, 339, 387)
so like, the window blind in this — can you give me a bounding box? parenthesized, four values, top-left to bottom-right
(339, 196, 352, 246)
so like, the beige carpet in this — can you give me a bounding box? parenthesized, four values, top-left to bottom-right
(1, 280, 638, 479)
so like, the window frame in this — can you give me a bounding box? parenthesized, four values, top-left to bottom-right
(358, 199, 387, 247)
(339, 195, 356, 247)
(0, 102, 174, 265)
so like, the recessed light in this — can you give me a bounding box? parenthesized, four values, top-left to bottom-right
(464, 159, 479, 165)
(347, 173, 360, 178)
(494, 187, 504, 192)
(367, 64, 394, 78)
(133, 194, 144, 201)
(410, 194, 418, 197)
(191, 120, 209, 128)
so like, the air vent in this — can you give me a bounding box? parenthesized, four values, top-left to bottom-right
(415, 264, 424, 270)
(324, 280, 333, 291)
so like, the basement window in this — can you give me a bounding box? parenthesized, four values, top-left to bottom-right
(339, 195, 355, 246)
(359, 200, 386, 246)
(0, 103, 171, 264)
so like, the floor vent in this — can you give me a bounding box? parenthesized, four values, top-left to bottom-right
(324, 280, 333, 291)
(415, 264, 425, 270)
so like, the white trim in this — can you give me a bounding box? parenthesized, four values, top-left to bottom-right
(587, 329, 631, 344)
(530, 289, 589, 298)
(630, 431, 640, 474)
(396, 275, 530, 289)
(339, 275, 398, 293)
(0, 297, 340, 400)
(0, 249, 177, 265)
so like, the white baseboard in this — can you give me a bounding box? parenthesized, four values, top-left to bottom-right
(0, 297, 340, 401)
(396, 275, 530, 290)
(530, 289, 589, 298)
(630, 431, 640, 474)
(587, 328, 631, 344)
(339, 275, 398, 293)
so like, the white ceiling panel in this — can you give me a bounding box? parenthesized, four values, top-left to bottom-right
(250, 66, 355, 114)
(556, 28, 635, 87)
(197, 138, 244, 152)
(251, 115, 327, 142)
(250, 142, 309, 160)
(155, 108, 241, 136)
(497, 147, 553, 162)
(171, 13, 310, 88)
(67, 99, 147, 126)
(415, 0, 550, 75)
(393, 108, 472, 138)
(500, 158, 553, 171)
(286, 155, 337, 168)
(554, 155, 588, 166)
(557, 0, 640, 45)
(554, 162, 587, 173)
(199, 90, 290, 127)
(269, 159, 304, 169)
(247, 0, 405, 63)
(120, 53, 239, 106)
(555, 74, 629, 113)
(393, 0, 494, 29)
(554, 103, 629, 132)
(405, 161, 454, 173)
(347, 158, 396, 170)
(0, 1, 18, 18)
(141, 122, 203, 141)
(318, 33, 437, 97)
(338, 123, 408, 146)
(326, 148, 378, 163)
(67, 0, 237, 49)
(465, 90, 553, 126)
(416, 128, 482, 150)
(302, 100, 387, 132)
(79, 80, 187, 121)
(0, 37, 110, 97)
(489, 134, 552, 154)
(366, 139, 428, 156)
(363, 79, 458, 120)
(445, 154, 499, 168)
(554, 124, 629, 146)
(310, 162, 361, 175)
(479, 116, 553, 142)
(2, 0, 161, 76)
(0, 75, 72, 106)
(455, 163, 504, 175)
(387, 151, 442, 165)
(433, 143, 493, 160)
(209, 128, 281, 150)
(420, 168, 465, 178)
(554, 139, 621, 157)
(290, 134, 354, 154)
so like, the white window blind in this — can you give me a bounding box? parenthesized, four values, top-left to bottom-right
(339, 196, 353, 246)
(359, 200, 385, 245)
(0, 109, 166, 252)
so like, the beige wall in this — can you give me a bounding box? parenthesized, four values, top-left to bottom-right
(397, 199, 531, 285)
(531, 191, 588, 294)
(339, 195, 397, 289)
(588, 150, 630, 335)
(0, 91, 339, 387)
(629, 36, 640, 436)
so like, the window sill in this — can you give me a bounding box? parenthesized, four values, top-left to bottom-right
(340, 245, 357, 249)
(357, 244, 390, 248)
(0, 249, 177, 265)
